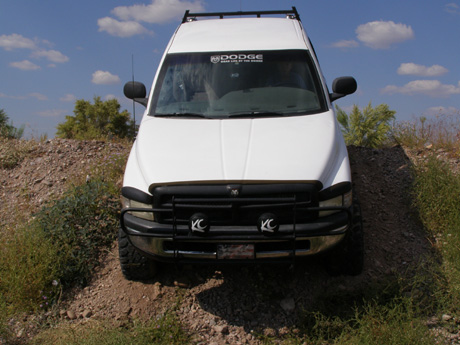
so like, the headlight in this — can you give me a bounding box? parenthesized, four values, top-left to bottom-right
(318, 190, 352, 217)
(121, 196, 154, 221)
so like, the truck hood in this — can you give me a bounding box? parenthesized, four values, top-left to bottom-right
(125, 111, 348, 191)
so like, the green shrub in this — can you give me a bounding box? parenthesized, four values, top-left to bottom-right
(289, 290, 435, 345)
(394, 114, 460, 153)
(0, 108, 24, 139)
(335, 299, 434, 345)
(0, 138, 37, 169)
(56, 97, 135, 140)
(0, 223, 60, 313)
(31, 313, 191, 345)
(413, 155, 460, 306)
(336, 103, 396, 148)
(0, 177, 120, 319)
(34, 179, 120, 287)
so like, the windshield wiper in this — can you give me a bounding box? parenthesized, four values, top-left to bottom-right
(155, 113, 209, 118)
(228, 111, 284, 118)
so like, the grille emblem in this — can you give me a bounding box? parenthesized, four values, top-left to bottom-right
(227, 185, 241, 198)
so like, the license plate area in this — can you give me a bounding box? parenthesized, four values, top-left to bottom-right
(217, 244, 255, 260)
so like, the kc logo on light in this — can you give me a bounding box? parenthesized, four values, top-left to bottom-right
(257, 213, 279, 233)
(260, 219, 277, 232)
(189, 213, 210, 233)
(191, 219, 207, 232)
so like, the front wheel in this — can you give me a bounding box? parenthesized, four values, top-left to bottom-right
(324, 202, 364, 276)
(118, 228, 157, 281)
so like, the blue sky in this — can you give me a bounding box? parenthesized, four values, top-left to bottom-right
(1, 0, 459, 137)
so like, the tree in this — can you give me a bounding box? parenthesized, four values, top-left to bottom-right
(56, 97, 135, 140)
(336, 102, 396, 148)
(0, 108, 24, 139)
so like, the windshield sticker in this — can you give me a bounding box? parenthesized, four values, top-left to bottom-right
(210, 54, 263, 64)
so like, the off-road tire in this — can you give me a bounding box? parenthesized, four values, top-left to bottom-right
(118, 228, 157, 281)
(324, 202, 364, 276)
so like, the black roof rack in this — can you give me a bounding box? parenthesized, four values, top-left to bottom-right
(182, 6, 300, 23)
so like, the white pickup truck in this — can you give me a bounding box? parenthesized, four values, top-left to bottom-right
(119, 7, 363, 280)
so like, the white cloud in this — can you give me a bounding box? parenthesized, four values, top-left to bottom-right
(29, 92, 48, 101)
(397, 63, 448, 77)
(9, 60, 41, 70)
(356, 20, 414, 49)
(445, 3, 460, 14)
(104, 94, 118, 101)
(1, 33, 68, 71)
(38, 109, 67, 117)
(381, 80, 460, 98)
(32, 49, 69, 63)
(0, 92, 46, 100)
(331, 40, 359, 49)
(112, 0, 205, 24)
(91, 70, 121, 85)
(97, 17, 152, 37)
(60, 94, 77, 102)
(424, 106, 460, 116)
(0, 92, 24, 99)
(98, 0, 204, 37)
(0, 33, 36, 51)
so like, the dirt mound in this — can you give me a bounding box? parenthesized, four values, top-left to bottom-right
(2, 140, 433, 344)
(0, 139, 129, 226)
(64, 145, 431, 344)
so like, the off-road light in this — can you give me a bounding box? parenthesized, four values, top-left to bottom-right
(257, 213, 279, 233)
(189, 213, 210, 234)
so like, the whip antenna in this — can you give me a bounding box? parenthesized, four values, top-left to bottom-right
(131, 54, 136, 136)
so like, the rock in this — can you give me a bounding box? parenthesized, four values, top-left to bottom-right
(263, 328, 277, 337)
(82, 309, 92, 318)
(214, 325, 229, 334)
(280, 297, 295, 312)
(442, 314, 453, 322)
(174, 279, 190, 288)
(67, 310, 77, 320)
(16, 328, 24, 338)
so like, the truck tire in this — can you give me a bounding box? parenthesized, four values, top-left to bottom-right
(324, 202, 364, 276)
(118, 228, 157, 281)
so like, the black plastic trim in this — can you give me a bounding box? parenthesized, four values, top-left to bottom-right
(318, 182, 352, 201)
(149, 182, 323, 196)
(121, 186, 153, 204)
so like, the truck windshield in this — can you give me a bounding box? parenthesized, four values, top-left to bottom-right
(149, 50, 327, 118)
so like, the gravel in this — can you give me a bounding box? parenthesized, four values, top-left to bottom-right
(3, 140, 458, 344)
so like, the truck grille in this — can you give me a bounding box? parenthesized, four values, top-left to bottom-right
(150, 183, 320, 225)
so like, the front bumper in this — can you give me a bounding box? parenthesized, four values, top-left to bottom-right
(120, 207, 351, 263)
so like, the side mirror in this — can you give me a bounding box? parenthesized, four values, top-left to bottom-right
(330, 76, 357, 102)
(123, 81, 148, 107)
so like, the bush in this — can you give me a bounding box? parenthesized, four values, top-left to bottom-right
(394, 114, 460, 153)
(0, 178, 120, 317)
(34, 179, 120, 287)
(336, 103, 396, 148)
(0, 137, 37, 169)
(0, 222, 60, 313)
(0, 108, 24, 139)
(31, 313, 191, 345)
(412, 156, 460, 305)
(56, 97, 135, 140)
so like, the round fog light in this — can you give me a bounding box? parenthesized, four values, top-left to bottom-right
(257, 213, 279, 234)
(189, 213, 210, 234)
